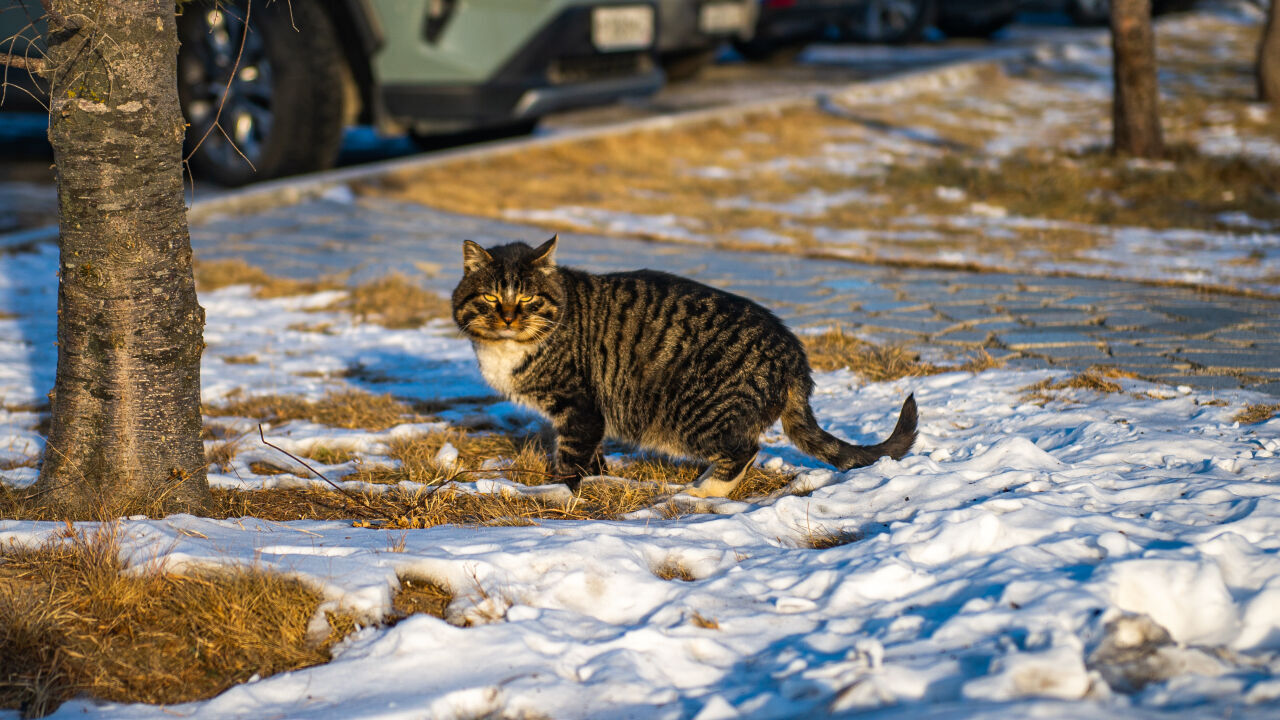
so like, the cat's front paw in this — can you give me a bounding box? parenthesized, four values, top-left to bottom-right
(685, 478, 736, 498)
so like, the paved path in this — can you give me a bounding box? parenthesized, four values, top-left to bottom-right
(193, 196, 1280, 397)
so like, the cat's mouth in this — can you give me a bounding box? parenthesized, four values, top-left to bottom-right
(468, 321, 548, 343)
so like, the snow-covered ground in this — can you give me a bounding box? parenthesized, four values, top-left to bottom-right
(3, 240, 1280, 718)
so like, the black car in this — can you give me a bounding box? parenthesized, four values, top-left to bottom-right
(1065, 0, 1199, 25)
(736, 0, 1020, 60)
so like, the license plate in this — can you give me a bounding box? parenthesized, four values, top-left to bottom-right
(592, 5, 654, 51)
(699, 2, 747, 34)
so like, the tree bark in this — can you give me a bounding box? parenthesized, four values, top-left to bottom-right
(1261, 0, 1280, 104)
(1111, 0, 1164, 158)
(33, 0, 210, 518)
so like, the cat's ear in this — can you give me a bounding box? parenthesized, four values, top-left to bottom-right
(531, 235, 557, 268)
(462, 240, 493, 274)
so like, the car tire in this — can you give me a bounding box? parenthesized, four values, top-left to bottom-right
(661, 48, 717, 82)
(843, 0, 936, 44)
(177, 0, 346, 186)
(937, 11, 1016, 38)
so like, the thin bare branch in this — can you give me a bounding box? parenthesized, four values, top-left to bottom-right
(258, 424, 378, 516)
(0, 51, 43, 71)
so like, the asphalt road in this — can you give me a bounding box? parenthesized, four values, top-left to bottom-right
(0, 8, 1098, 233)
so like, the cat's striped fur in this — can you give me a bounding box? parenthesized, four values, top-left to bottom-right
(452, 236, 918, 497)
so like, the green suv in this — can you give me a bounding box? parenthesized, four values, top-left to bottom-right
(1, 0, 662, 185)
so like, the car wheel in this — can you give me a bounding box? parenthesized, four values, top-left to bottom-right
(937, 11, 1016, 38)
(843, 0, 936, 44)
(177, 0, 346, 186)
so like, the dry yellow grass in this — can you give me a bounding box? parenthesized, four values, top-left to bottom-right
(197, 261, 448, 330)
(689, 612, 720, 630)
(303, 445, 355, 465)
(652, 559, 697, 582)
(194, 259, 345, 298)
(393, 576, 453, 620)
(205, 438, 242, 473)
(1234, 403, 1280, 425)
(1021, 366, 1140, 404)
(206, 389, 420, 431)
(806, 528, 864, 550)
(210, 432, 795, 529)
(329, 273, 452, 329)
(0, 527, 355, 717)
(803, 328, 1002, 381)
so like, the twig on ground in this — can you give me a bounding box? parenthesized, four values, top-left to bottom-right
(257, 424, 379, 517)
(0, 51, 43, 71)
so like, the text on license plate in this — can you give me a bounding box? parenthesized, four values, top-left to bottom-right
(699, 3, 747, 34)
(592, 5, 654, 51)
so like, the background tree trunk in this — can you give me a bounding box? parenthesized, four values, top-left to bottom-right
(32, 0, 210, 518)
(1111, 0, 1164, 158)
(1261, 0, 1280, 104)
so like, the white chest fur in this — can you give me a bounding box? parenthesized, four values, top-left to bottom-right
(472, 340, 534, 398)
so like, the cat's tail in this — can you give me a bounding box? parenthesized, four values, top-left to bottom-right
(781, 382, 918, 471)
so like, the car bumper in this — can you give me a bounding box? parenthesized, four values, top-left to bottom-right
(382, 66, 662, 132)
(381, 3, 662, 132)
(658, 0, 757, 54)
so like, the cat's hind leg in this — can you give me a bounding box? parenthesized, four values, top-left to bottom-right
(686, 447, 758, 498)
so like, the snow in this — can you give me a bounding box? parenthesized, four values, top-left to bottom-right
(2, 240, 1280, 719)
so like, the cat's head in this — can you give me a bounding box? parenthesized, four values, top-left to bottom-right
(451, 236, 564, 344)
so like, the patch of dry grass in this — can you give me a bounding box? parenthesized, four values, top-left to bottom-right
(652, 559, 697, 582)
(803, 328, 1003, 381)
(221, 354, 259, 365)
(212, 433, 795, 529)
(303, 445, 355, 465)
(329, 273, 452, 329)
(351, 429, 544, 486)
(205, 438, 241, 473)
(882, 147, 1280, 233)
(206, 389, 420, 431)
(393, 576, 452, 620)
(194, 259, 345, 298)
(689, 612, 719, 629)
(0, 527, 355, 717)
(1234, 403, 1280, 425)
(805, 527, 864, 549)
(1021, 366, 1140, 404)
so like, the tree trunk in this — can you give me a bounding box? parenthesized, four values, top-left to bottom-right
(33, 0, 210, 518)
(1261, 0, 1280, 104)
(1111, 0, 1164, 158)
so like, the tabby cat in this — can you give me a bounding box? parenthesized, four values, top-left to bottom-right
(452, 236, 918, 497)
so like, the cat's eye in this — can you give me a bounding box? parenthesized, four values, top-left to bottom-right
(482, 293, 499, 303)
(518, 295, 535, 303)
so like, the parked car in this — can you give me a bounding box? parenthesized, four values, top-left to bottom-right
(843, 0, 1021, 43)
(734, 0, 862, 60)
(1066, 0, 1199, 25)
(735, 0, 1018, 59)
(659, 0, 758, 79)
(0, 0, 663, 186)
